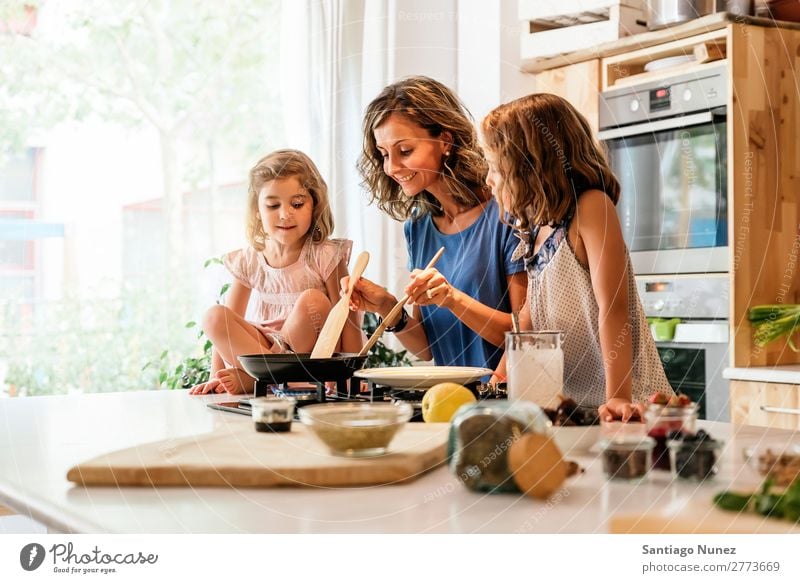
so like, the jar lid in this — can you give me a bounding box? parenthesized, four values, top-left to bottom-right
(598, 436, 655, 451)
(667, 438, 723, 451)
(250, 396, 296, 411)
(646, 402, 699, 413)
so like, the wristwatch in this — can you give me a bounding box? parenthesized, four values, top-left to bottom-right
(384, 307, 409, 333)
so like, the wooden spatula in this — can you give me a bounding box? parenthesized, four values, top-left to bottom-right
(358, 246, 445, 357)
(310, 251, 370, 359)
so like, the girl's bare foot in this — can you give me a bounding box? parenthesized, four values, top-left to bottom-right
(216, 368, 254, 394)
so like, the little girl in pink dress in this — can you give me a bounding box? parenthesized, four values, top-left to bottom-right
(189, 149, 363, 395)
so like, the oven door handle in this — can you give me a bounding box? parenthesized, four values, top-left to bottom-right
(598, 111, 714, 141)
(759, 405, 800, 416)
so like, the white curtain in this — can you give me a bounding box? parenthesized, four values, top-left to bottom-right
(280, 0, 409, 301)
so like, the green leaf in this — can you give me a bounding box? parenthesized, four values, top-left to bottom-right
(220, 283, 230, 296)
(185, 321, 196, 328)
(713, 491, 752, 512)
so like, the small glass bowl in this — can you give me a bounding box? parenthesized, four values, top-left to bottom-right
(599, 437, 654, 481)
(668, 438, 723, 481)
(645, 403, 698, 470)
(251, 397, 296, 433)
(742, 443, 800, 486)
(644, 402, 698, 435)
(298, 402, 413, 457)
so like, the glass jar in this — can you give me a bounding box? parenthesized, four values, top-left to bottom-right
(668, 437, 724, 481)
(599, 437, 655, 481)
(644, 402, 698, 470)
(251, 397, 296, 433)
(505, 331, 564, 409)
(448, 401, 551, 493)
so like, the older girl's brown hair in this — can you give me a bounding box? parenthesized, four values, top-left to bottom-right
(481, 93, 620, 231)
(358, 76, 489, 221)
(246, 149, 334, 250)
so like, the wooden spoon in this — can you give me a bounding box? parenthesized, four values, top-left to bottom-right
(310, 251, 370, 359)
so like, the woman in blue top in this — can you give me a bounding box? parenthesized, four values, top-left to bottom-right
(346, 76, 527, 371)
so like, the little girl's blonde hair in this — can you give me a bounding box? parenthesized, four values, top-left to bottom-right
(481, 93, 620, 231)
(245, 149, 334, 250)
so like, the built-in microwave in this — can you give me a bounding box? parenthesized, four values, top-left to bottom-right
(599, 65, 728, 275)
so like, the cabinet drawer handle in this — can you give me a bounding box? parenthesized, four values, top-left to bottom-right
(760, 405, 800, 416)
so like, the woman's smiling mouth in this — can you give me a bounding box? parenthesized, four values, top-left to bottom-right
(396, 172, 417, 183)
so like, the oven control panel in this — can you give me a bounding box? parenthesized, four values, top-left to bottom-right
(636, 274, 729, 319)
(599, 64, 727, 129)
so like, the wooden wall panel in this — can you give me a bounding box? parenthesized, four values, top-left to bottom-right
(535, 59, 601, 133)
(730, 24, 800, 367)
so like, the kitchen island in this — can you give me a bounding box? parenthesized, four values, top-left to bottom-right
(1, 389, 798, 534)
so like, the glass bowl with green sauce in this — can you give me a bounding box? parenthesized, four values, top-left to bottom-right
(299, 402, 413, 457)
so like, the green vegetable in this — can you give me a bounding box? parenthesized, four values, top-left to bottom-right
(712, 491, 752, 512)
(714, 477, 800, 523)
(748, 304, 800, 351)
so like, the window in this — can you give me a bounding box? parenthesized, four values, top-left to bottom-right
(0, 1, 283, 396)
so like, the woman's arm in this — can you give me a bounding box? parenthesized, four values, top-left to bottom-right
(576, 190, 640, 421)
(405, 269, 528, 347)
(325, 260, 365, 354)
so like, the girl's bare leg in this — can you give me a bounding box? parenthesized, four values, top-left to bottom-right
(202, 305, 272, 394)
(281, 289, 333, 353)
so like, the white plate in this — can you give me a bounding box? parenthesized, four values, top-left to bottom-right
(353, 366, 492, 389)
(643, 55, 694, 72)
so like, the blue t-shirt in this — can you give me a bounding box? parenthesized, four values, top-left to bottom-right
(404, 198, 525, 370)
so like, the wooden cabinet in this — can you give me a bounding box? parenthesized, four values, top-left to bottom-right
(730, 380, 800, 430)
(534, 59, 601, 133)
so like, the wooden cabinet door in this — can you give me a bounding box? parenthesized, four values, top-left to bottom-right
(535, 60, 600, 134)
(730, 380, 800, 430)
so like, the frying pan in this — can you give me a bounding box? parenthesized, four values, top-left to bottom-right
(238, 352, 368, 387)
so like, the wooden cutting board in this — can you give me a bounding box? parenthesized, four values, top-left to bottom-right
(67, 423, 449, 488)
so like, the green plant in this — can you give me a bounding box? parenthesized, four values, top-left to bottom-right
(749, 304, 800, 351)
(1, 280, 198, 396)
(146, 257, 227, 390)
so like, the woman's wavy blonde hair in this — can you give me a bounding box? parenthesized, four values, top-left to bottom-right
(481, 93, 620, 231)
(246, 149, 334, 250)
(357, 76, 489, 221)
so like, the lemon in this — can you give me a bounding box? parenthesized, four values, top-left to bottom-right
(421, 382, 476, 423)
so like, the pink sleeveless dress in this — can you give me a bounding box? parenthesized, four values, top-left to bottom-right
(223, 238, 352, 351)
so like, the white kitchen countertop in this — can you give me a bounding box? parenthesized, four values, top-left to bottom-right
(723, 365, 800, 385)
(1, 389, 798, 534)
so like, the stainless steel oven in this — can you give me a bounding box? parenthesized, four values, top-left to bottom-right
(637, 273, 730, 421)
(599, 64, 728, 275)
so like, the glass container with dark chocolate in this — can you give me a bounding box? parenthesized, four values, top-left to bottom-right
(599, 437, 654, 481)
(251, 397, 296, 432)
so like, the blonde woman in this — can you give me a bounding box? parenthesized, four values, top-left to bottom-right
(345, 77, 527, 371)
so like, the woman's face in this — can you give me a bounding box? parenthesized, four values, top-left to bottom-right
(373, 114, 451, 198)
